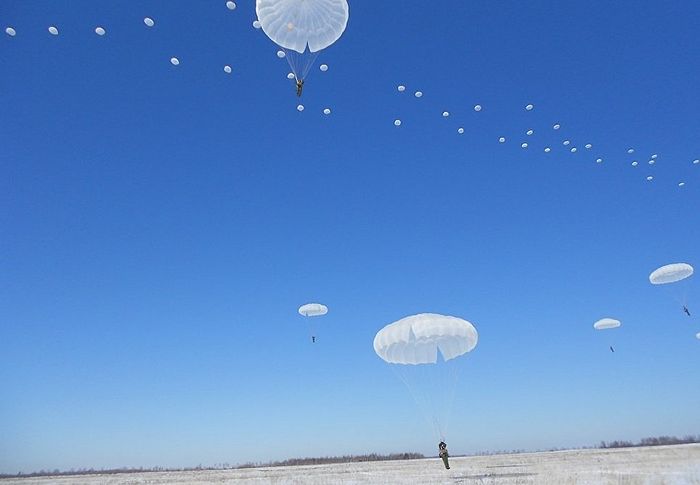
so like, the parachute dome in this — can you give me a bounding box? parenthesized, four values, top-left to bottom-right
(593, 318, 621, 330)
(256, 0, 349, 54)
(649, 263, 694, 285)
(374, 313, 478, 365)
(298, 303, 328, 317)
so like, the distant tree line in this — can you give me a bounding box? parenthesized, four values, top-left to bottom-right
(237, 452, 425, 469)
(599, 435, 699, 449)
(0, 453, 424, 479)
(0, 465, 212, 480)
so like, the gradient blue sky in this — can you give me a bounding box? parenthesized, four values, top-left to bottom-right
(1, 0, 699, 474)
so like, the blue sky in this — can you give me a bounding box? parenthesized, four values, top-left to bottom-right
(1, 0, 699, 474)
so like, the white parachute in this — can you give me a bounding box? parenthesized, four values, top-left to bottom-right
(298, 303, 328, 317)
(593, 318, 621, 330)
(649, 263, 694, 317)
(374, 313, 478, 440)
(256, 0, 349, 84)
(649, 263, 693, 285)
(593, 318, 620, 352)
(299, 303, 328, 343)
(374, 314, 477, 365)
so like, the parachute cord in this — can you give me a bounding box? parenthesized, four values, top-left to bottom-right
(442, 363, 462, 435)
(284, 48, 320, 83)
(390, 366, 439, 441)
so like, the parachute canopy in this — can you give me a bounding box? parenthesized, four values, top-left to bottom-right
(374, 313, 478, 365)
(298, 303, 328, 317)
(649, 263, 694, 285)
(256, 0, 349, 54)
(593, 318, 621, 330)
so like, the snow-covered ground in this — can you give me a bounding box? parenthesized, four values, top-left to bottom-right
(3, 444, 699, 484)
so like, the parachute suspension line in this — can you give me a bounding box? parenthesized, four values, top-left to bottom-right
(285, 48, 320, 82)
(307, 319, 316, 343)
(390, 366, 433, 434)
(441, 361, 462, 436)
(390, 362, 462, 443)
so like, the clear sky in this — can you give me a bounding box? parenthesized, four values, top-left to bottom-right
(1, 0, 699, 475)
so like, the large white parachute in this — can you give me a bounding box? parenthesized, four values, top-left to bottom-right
(649, 263, 694, 285)
(593, 318, 621, 330)
(374, 313, 478, 365)
(298, 303, 328, 317)
(374, 313, 478, 441)
(256, 0, 349, 84)
(256, 0, 349, 54)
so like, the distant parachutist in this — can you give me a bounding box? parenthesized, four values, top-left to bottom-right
(296, 78, 304, 97)
(438, 441, 450, 469)
(312, 335, 316, 343)
(684, 306, 690, 317)
(609, 346, 615, 353)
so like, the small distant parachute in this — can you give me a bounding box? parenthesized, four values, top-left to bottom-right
(5, 27, 16, 36)
(594, 318, 620, 353)
(48, 26, 59, 36)
(95, 26, 106, 36)
(256, 0, 348, 85)
(650, 263, 694, 317)
(696, 332, 700, 340)
(299, 303, 328, 343)
(144, 17, 155, 27)
(649, 263, 693, 285)
(298, 303, 328, 317)
(594, 318, 621, 330)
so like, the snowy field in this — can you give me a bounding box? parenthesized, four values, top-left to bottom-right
(3, 444, 699, 485)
